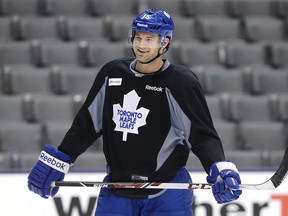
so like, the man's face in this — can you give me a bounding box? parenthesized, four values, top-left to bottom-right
(132, 31, 162, 63)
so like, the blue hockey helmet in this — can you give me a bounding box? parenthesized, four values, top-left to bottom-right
(129, 9, 174, 45)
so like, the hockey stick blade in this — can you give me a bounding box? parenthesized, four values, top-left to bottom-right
(51, 147, 288, 190)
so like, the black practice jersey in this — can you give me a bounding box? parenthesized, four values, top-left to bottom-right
(58, 57, 225, 198)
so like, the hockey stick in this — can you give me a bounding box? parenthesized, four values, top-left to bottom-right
(51, 146, 288, 190)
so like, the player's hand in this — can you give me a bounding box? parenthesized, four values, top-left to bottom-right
(27, 144, 71, 199)
(206, 160, 242, 204)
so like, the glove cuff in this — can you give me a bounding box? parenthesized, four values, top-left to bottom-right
(212, 161, 238, 175)
(207, 160, 238, 183)
(38, 144, 71, 174)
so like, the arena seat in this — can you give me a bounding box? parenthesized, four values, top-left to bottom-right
(146, 0, 184, 17)
(241, 16, 286, 43)
(195, 16, 242, 42)
(239, 121, 286, 151)
(0, 17, 12, 40)
(0, 121, 43, 152)
(32, 94, 82, 122)
(228, 0, 276, 17)
(57, 16, 109, 42)
(49, 65, 97, 95)
(171, 41, 226, 67)
(0, 41, 32, 65)
(181, 0, 229, 17)
(225, 150, 271, 170)
(39, 0, 91, 16)
(0, 95, 26, 121)
(107, 15, 135, 42)
(199, 67, 250, 94)
(266, 41, 288, 68)
(1, 65, 52, 95)
(172, 17, 197, 42)
(88, 0, 139, 16)
(249, 68, 288, 94)
(224, 41, 269, 68)
(279, 95, 288, 122)
(30, 40, 81, 67)
(0, 0, 41, 16)
(10, 15, 60, 41)
(226, 94, 279, 122)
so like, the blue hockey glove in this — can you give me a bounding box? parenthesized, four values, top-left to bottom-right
(207, 161, 242, 204)
(27, 144, 71, 199)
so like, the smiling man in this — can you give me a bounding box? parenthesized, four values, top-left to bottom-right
(28, 9, 242, 216)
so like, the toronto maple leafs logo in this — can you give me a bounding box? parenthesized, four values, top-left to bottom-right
(113, 90, 149, 141)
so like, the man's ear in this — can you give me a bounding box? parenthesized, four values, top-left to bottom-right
(161, 37, 170, 48)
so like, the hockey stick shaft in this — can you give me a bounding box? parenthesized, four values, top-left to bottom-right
(52, 147, 288, 190)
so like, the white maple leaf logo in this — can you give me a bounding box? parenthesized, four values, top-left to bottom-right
(113, 90, 150, 141)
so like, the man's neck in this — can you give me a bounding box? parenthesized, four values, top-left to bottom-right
(135, 58, 164, 74)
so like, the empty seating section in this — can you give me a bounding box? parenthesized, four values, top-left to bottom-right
(0, 0, 287, 171)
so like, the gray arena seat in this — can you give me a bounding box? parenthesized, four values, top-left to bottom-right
(171, 41, 226, 67)
(10, 16, 60, 41)
(225, 150, 271, 170)
(40, 0, 91, 16)
(226, 94, 279, 122)
(86, 41, 127, 67)
(33, 94, 82, 122)
(223, 94, 286, 151)
(172, 17, 197, 42)
(107, 15, 135, 42)
(0, 0, 41, 16)
(89, 0, 139, 16)
(57, 16, 109, 42)
(0, 41, 32, 65)
(0, 152, 13, 170)
(241, 16, 286, 43)
(205, 95, 242, 150)
(181, 0, 229, 17)
(214, 121, 241, 151)
(224, 41, 268, 68)
(49, 65, 97, 95)
(206, 95, 226, 120)
(0, 95, 25, 121)
(146, 0, 184, 17)
(272, 0, 288, 18)
(249, 68, 288, 94)
(239, 121, 286, 151)
(266, 41, 288, 68)
(0, 121, 43, 152)
(42, 120, 71, 148)
(279, 95, 288, 122)
(0, 18, 12, 41)
(228, 0, 275, 17)
(199, 67, 249, 94)
(31, 40, 81, 67)
(1, 65, 52, 95)
(195, 16, 242, 42)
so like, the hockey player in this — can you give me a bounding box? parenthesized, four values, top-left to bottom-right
(28, 9, 242, 215)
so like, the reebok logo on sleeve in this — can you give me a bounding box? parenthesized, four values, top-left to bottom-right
(39, 151, 70, 173)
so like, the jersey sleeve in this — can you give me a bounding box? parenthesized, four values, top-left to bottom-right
(171, 69, 225, 173)
(58, 68, 107, 163)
